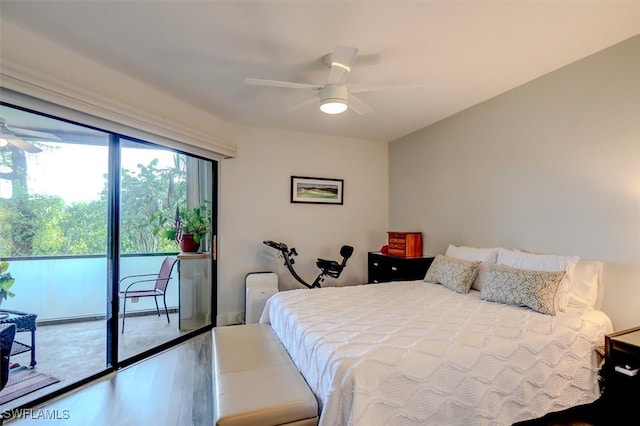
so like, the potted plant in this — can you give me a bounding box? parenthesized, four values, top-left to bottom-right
(155, 201, 212, 252)
(0, 261, 15, 308)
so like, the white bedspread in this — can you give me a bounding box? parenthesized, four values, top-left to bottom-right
(260, 280, 613, 426)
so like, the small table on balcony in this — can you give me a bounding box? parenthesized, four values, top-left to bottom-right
(0, 309, 37, 368)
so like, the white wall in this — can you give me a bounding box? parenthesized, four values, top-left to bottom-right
(218, 125, 388, 325)
(389, 35, 640, 331)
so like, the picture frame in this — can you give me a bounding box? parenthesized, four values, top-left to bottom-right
(290, 176, 344, 205)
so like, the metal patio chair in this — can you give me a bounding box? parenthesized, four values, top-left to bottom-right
(118, 257, 177, 333)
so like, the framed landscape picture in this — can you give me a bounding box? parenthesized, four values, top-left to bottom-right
(290, 176, 344, 205)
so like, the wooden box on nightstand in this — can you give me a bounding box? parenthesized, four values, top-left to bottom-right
(387, 231, 422, 257)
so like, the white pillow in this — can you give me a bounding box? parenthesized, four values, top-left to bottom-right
(496, 248, 579, 311)
(568, 260, 602, 309)
(445, 244, 499, 291)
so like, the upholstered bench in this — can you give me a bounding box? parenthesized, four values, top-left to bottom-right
(213, 323, 319, 426)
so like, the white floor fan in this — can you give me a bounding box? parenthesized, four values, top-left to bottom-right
(244, 45, 422, 115)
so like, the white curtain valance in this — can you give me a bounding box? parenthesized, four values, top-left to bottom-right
(0, 61, 236, 160)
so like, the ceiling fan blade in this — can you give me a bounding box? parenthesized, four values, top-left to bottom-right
(349, 79, 424, 94)
(244, 78, 321, 91)
(3, 136, 43, 153)
(327, 45, 358, 85)
(284, 96, 319, 114)
(7, 126, 60, 141)
(348, 94, 373, 115)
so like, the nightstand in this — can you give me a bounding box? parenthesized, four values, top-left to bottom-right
(600, 326, 640, 412)
(367, 252, 434, 284)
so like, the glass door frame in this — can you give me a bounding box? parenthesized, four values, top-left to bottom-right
(1, 101, 218, 409)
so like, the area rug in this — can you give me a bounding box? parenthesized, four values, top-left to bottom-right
(0, 368, 60, 404)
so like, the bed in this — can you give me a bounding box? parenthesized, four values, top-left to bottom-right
(260, 246, 614, 426)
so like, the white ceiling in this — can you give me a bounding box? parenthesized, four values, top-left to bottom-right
(2, 1, 639, 142)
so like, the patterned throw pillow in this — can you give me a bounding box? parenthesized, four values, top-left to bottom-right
(495, 248, 579, 312)
(424, 254, 481, 294)
(479, 263, 565, 315)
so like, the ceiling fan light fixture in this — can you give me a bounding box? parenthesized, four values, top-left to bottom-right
(319, 84, 349, 115)
(320, 99, 348, 114)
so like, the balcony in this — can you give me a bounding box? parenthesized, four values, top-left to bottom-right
(0, 255, 200, 411)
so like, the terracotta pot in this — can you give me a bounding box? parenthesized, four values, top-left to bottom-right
(179, 233, 200, 252)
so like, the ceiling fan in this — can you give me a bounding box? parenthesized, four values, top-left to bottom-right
(244, 45, 423, 115)
(0, 118, 59, 153)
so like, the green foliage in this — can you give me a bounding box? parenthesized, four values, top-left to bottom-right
(120, 157, 187, 253)
(2, 199, 37, 256)
(154, 201, 212, 245)
(0, 195, 107, 256)
(0, 261, 15, 301)
(60, 201, 108, 255)
(0, 153, 189, 257)
(179, 202, 212, 243)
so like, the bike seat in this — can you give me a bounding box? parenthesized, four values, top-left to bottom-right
(317, 245, 354, 279)
(316, 258, 340, 269)
(316, 258, 342, 278)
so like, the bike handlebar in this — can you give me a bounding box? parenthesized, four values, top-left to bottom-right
(263, 240, 289, 252)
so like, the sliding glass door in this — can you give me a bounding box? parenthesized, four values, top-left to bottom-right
(0, 103, 216, 411)
(0, 105, 110, 404)
(117, 138, 214, 358)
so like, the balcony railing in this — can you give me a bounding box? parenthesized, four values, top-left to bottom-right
(1, 255, 178, 322)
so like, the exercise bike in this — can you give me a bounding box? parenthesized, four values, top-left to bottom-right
(263, 240, 354, 289)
